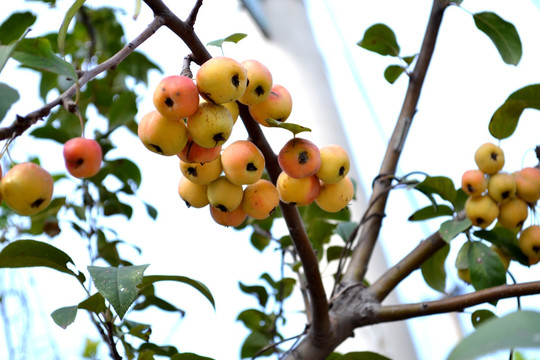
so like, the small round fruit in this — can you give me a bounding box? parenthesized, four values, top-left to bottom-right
(465, 195, 499, 228)
(207, 176, 244, 212)
(196, 56, 248, 104)
(222, 101, 240, 124)
(461, 169, 488, 197)
(63, 137, 102, 178)
(316, 145, 350, 184)
(474, 142, 505, 175)
(177, 137, 221, 164)
(278, 138, 321, 179)
(179, 156, 223, 185)
(210, 204, 247, 227)
(487, 172, 516, 203)
(187, 102, 233, 148)
(178, 177, 209, 208)
(276, 172, 320, 206)
(497, 197, 528, 230)
(153, 75, 199, 119)
(138, 110, 189, 156)
(248, 84, 292, 127)
(242, 179, 280, 220)
(315, 176, 354, 213)
(514, 167, 540, 203)
(221, 140, 265, 185)
(238, 59, 273, 105)
(0, 162, 54, 216)
(518, 225, 540, 258)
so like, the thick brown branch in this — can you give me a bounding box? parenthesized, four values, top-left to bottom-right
(342, 0, 449, 284)
(372, 281, 540, 324)
(369, 210, 466, 302)
(186, 0, 204, 27)
(0, 15, 165, 142)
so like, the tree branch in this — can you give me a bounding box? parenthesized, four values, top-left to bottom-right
(372, 281, 540, 324)
(369, 211, 466, 302)
(342, 0, 449, 284)
(0, 15, 165, 142)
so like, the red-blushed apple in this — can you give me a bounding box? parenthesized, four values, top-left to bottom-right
(242, 179, 280, 220)
(514, 167, 540, 203)
(196, 56, 247, 104)
(177, 137, 221, 164)
(278, 138, 321, 179)
(0, 162, 54, 216)
(248, 84, 292, 127)
(210, 204, 247, 227)
(63, 137, 102, 178)
(153, 75, 199, 119)
(221, 140, 265, 185)
(238, 59, 273, 105)
(179, 156, 223, 185)
(207, 176, 244, 212)
(461, 169, 488, 197)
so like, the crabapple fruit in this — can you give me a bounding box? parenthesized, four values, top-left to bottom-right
(518, 225, 540, 258)
(315, 176, 354, 213)
(196, 56, 247, 104)
(210, 204, 247, 227)
(207, 176, 244, 212)
(242, 179, 280, 220)
(461, 169, 487, 197)
(465, 195, 499, 228)
(178, 177, 209, 208)
(474, 142, 505, 175)
(63, 137, 102, 178)
(221, 140, 265, 185)
(179, 156, 222, 185)
(278, 138, 321, 179)
(177, 137, 221, 164)
(487, 172, 516, 203)
(248, 84, 292, 127)
(497, 197, 528, 230)
(276, 172, 320, 206)
(138, 110, 189, 156)
(0, 162, 54, 216)
(514, 167, 540, 203)
(153, 75, 199, 119)
(238, 59, 273, 105)
(316, 145, 350, 184)
(187, 101, 233, 148)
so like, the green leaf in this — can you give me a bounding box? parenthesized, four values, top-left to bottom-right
(357, 23, 400, 57)
(12, 37, 77, 80)
(78, 293, 107, 314)
(0, 82, 19, 121)
(87, 264, 149, 319)
(455, 241, 470, 270)
(51, 305, 78, 329)
(0, 239, 85, 283)
(138, 343, 178, 357)
(474, 227, 528, 265)
(447, 311, 540, 360)
(58, 0, 86, 56)
(116, 51, 162, 86)
(264, 118, 311, 136)
(471, 309, 497, 329)
(335, 221, 358, 242)
(139, 275, 215, 310)
(384, 65, 405, 84)
(414, 176, 457, 203)
(144, 202, 158, 220)
(468, 241, 506, 291)
(240, 331, 273, 358)
(327, 245, 352, 263)
(421, 243, 449, 293)
(341, 352, 392, 360)
(408, 204, 453, 221)
(172, 353, 214, 360)
(439, 217, 471, 242)
(108, 91, 138, 133)
(237, 309, 271, 332)
(103, 158, 142, 191)
(207, 33, 247, 48)
(473, 12, 522, 65)
(239, 282, 268, 308)
(489, 84, 540, 139)
(0, 12, 36, 45)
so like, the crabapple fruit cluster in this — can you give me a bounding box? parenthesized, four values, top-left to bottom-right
(462, 142, 540, 264)
(0, 137, 102, 217)
(138, 56, 355, 227)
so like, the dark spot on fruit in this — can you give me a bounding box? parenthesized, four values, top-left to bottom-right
(467, 184, 475, 193)
(165, 97, 174, 107)
(533, 245, 540, 254)
(298, 151, 309, 164)
(217, 204, 228, 212)
(501, 191, 511, 199)
(232, 74, 240, 88)
(517, 220, 525, 228)
(290, 202, 297, 206)
(490, 152, 498, 161)
(476, 217, 485, 225)
(246, 79, 250, 87)
(213, 133, 226, 144)
(270, 91, 278, 97)
(187, 167, 198, 176)
(184, 201, 192, 208)
(339, 166, 346, 176)
(31, 198, 45, 208)
(185, 141, 195, 158)
(255, 85, 265, 96)
(246, 162, 258, 172)
(150, 144, 163, 154)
